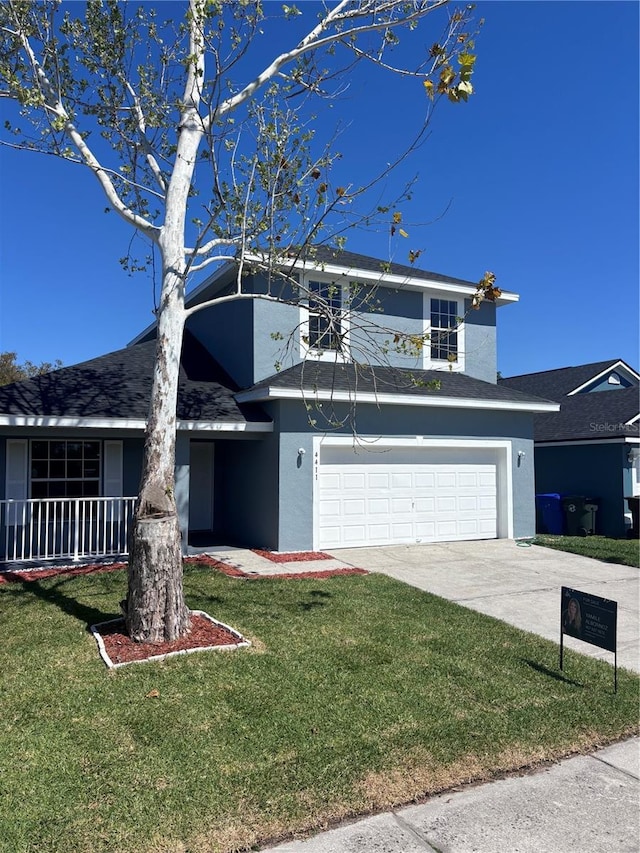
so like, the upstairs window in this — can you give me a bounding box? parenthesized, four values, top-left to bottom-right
(308, 279, 342, 352)
(430, 299, 458, 361)
(30, 440, 101, 498)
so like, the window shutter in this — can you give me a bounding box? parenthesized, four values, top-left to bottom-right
(6, 439, 28, 501)
(103, 441, 123, 496)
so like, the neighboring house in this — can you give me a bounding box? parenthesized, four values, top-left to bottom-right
(0, 248, 557, 563)
(500, 360, 640, 537)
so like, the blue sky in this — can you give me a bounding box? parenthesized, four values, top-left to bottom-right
(0, 1, 638, 378)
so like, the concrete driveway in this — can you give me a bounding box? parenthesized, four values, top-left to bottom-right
(328, 539, 640, 673)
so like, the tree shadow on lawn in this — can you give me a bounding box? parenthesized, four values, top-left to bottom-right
(299, 589, 332, 612)
(3, 575, 121, 630)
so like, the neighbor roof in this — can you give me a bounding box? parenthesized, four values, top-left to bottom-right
(0, 332, 271, 428)
(499, 360, 639, 443)
(499, 359, 638, 400)
(531, 386, 639, 442)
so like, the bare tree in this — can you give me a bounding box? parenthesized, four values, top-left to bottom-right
(0, 0, 491, 642)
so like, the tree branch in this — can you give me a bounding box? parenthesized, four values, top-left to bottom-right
(123, 79, 168, 195)
(9, 5, 160, 241)
(207, 0, 448, 129)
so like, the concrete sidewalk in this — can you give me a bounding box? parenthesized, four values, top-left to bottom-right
(263, 738, 640, 853)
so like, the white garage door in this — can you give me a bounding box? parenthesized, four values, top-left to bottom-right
(318, 461, 497, 549)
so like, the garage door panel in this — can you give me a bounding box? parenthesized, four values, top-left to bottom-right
(415, 472, 436, 488)
(344, 499, 366, 515)
(318, 458, 499, 548)
(414, 497, 436, 513)
(343, 472, 366, 489)
(436, 496, 457, 513)
(319, 499, 341, 516)
(367, 523, 392, 541)
(367, 472, 390, 489)
(437, 472, 457, 488)
(390, 522, 413, 538)
(391, 472, 412, 489)
(320, 472, 341, 491)
(458, 496, 478, 511)
(415, 521, 436, 538)
(368, 498, 390, 514)
(391, 497, 413, 514)
(343, 524, 368, 543)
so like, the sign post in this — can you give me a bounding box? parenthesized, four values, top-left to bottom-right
(560, 587, 618, 692)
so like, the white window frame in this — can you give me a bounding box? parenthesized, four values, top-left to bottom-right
(423, 292, 465, 371)
(29, 439, 102, 499)
(299, 274, 350, 362)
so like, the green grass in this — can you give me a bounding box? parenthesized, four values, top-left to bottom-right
(535, 535, 640, 567)
(1, 563, 638, 853)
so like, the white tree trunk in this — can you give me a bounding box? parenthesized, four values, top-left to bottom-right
(126, 264, 190, 643)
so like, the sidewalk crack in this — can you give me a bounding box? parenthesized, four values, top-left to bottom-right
(591, 753, 640, 782)
(391, 812, 442, 852)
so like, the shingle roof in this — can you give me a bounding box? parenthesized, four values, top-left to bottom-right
(499, 361, 639, 442)
(0, 333, 270, 424)
(245, 361, 556, 408)
(532, 386, 638, 442)
(499, 360, 634, 400)
(291, 246, 513, 294)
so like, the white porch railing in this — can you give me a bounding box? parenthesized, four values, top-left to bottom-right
(1, 497, 137, 563)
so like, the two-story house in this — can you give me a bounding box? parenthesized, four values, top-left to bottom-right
(0, 248, 557, 563)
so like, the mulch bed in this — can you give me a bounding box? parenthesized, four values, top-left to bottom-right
(91, 611, 249, 668)
(1, 555, 367, 584)
(252, 549, 334, 563)
(0, 562, 126, 585)
(186, 554, 367, 580)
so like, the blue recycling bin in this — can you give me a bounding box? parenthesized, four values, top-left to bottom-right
(536, 493, 565, 535)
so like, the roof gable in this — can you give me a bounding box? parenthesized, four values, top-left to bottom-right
(500, 359, 639, 402)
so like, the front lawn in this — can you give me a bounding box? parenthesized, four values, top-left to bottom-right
(1, 563, 638, 853)
(535, 535, 640, 568)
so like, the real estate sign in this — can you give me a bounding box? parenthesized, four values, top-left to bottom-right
(560, 586, 618, 691)
(561, 587, 617, 652)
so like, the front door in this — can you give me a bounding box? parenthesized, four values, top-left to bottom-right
(189, 442, 214, 531)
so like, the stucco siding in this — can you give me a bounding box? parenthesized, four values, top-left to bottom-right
(187, 300, 254, 389)
(464, 300, 497, 384)
(253, 298, 301, 383)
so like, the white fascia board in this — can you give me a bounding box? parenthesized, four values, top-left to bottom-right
(626, 413, 640, 426)
(0, 414, 272, 433)
(176, 420, 272, 432)
(298, 262, 518, 305)
(240, 252, 519, 305)
(535, 437, 634, 447)
(235, 387, 559, 413)
(566, 360, 640, 396)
